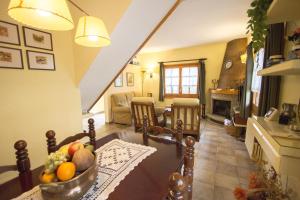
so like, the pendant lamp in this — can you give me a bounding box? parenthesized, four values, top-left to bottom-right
(8, 0, 74, 31)
(75, 16, 111, 47)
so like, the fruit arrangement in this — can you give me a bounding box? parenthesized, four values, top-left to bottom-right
(40, 141, 95, 183)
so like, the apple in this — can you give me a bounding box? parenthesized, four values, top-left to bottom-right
(68, 142, 84, 157)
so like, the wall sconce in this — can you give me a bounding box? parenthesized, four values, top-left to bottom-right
(240, 52, 247, 64)
(149, 73, 153, 78)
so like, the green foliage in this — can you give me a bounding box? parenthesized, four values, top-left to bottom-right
(247, 0, 272, 52)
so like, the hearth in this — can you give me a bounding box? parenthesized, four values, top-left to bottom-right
(212, 99, 231, 117)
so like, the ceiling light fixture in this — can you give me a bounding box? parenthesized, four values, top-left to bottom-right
(8, 0, 111, 47)
(8, 0, 74, 31)
(75, 16, 111, 47)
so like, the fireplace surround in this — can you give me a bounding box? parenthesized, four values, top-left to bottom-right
(208, 89, 238, 122)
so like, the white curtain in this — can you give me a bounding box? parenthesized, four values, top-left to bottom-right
(251, 48, 264, 92)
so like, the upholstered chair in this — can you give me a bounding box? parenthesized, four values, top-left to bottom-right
(171, 98, 200, 140)
(131, 97, 165, 132)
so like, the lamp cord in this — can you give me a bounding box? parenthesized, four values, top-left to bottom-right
(68, 0, 90, 16)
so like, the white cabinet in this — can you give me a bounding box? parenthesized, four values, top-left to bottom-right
(245, 117, 300, 178)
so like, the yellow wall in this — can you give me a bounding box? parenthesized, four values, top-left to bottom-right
(137, 42, 227, 110)
(0, 1, 82, 183)
(280, 20, 300, 107)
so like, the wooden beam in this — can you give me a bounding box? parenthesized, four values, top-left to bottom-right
(87, 0, 182, 112)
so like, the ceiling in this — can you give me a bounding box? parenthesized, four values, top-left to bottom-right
(141, 0, 252, 53)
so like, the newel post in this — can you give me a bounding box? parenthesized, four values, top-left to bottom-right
(46, 130, 57, 154)
(14, 140, 32, 191)
(168, 172, 186, 200)
(176, 119, 183, 143)
(88, 118, 96, 148)
(184, 136, 195, 200)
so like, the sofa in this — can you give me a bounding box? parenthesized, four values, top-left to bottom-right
(111, 92, 135, 125)
(111, 92, 165, 126)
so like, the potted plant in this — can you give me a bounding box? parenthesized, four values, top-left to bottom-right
(246, 0, 272, 52)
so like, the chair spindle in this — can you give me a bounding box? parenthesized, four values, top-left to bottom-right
(183, 136, 195, 200)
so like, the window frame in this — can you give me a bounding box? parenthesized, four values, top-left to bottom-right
(164, 63, 199, 98)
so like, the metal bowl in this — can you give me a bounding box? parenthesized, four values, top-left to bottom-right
(39, 155, 98, 200)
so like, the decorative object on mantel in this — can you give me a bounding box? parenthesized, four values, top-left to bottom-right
(211, 79, 218, 89)
(26, 50, 55, 71)
(8, 0, 111, 48)
(114, 73, 123, 87)
(278, 103, 297, 125)
(246, 0, 272, 52)
(0, 46, 23, 69)
(0, 20, 20, 45)
(23, 27, 53, 51)
(233, 164, 290, 200)
(13, 139, 157, 200)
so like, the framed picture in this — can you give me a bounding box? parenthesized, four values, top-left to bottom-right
(114, 73, 123, 87)
(126, 72, 134, 86)
(0, 46, 23, 69)
(26, 50, 55, 71)
(0, 21, 20, 45)
(23, 27, 53, 51)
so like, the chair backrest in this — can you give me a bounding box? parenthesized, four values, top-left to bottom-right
(168, 136, 195, 200)
(0, 140, 33, 192)
(171, 98, 200, 139)
(45, 118, 96, 154)
(142, 115, 183, 143)
(131, 97, 158, 131)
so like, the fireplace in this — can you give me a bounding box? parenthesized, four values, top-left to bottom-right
(212, 99, 231, 117)
(208, 89, 238, 122)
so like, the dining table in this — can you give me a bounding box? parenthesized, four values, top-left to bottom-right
(0, 132, 184, 200)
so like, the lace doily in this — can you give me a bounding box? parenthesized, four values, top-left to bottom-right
(13, 139, 157, 200)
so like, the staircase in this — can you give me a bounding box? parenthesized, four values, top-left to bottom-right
(79, 0, 180, 112)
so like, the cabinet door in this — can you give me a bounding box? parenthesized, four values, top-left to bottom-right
(245, 120, 255, 158)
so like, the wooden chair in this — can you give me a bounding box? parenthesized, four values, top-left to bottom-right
(142, 115, 183, 143)
(45, 118, 96, 154)
(0, 140, 33, 192)
(171, 98, 201, 141)
(131, 97, 165, 132)
(168, 136, 195, 200)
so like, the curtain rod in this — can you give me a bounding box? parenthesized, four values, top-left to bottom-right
(159, 58, 207, 64)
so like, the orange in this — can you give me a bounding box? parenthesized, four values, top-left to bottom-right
(41, 172, 56, 183)
(56, 162, 76, 181)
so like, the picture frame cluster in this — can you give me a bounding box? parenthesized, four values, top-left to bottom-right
(0, 20, 55, 71)
(114, 72, 135, 87)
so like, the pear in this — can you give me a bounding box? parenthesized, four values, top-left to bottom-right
(72, 148, 94, 171)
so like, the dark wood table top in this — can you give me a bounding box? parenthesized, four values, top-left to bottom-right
(0, 132, 184, 200)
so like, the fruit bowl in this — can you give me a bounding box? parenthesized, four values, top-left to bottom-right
(39, 153, 98, 200)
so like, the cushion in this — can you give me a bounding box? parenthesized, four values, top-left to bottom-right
(112, 106, 131, 113)
(113, 93, 128, 107)
(126, 92, 135, 105)
(131, 97, 155, 103)
(173, 98, 199, 106)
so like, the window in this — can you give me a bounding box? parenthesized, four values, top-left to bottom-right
(164, 64, 199, 97)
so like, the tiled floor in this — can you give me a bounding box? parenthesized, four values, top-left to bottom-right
(84, 114, 256, 200)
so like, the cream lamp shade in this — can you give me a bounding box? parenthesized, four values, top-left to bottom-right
(8, 0, 74, 31)
(75, 16, 111, 47)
